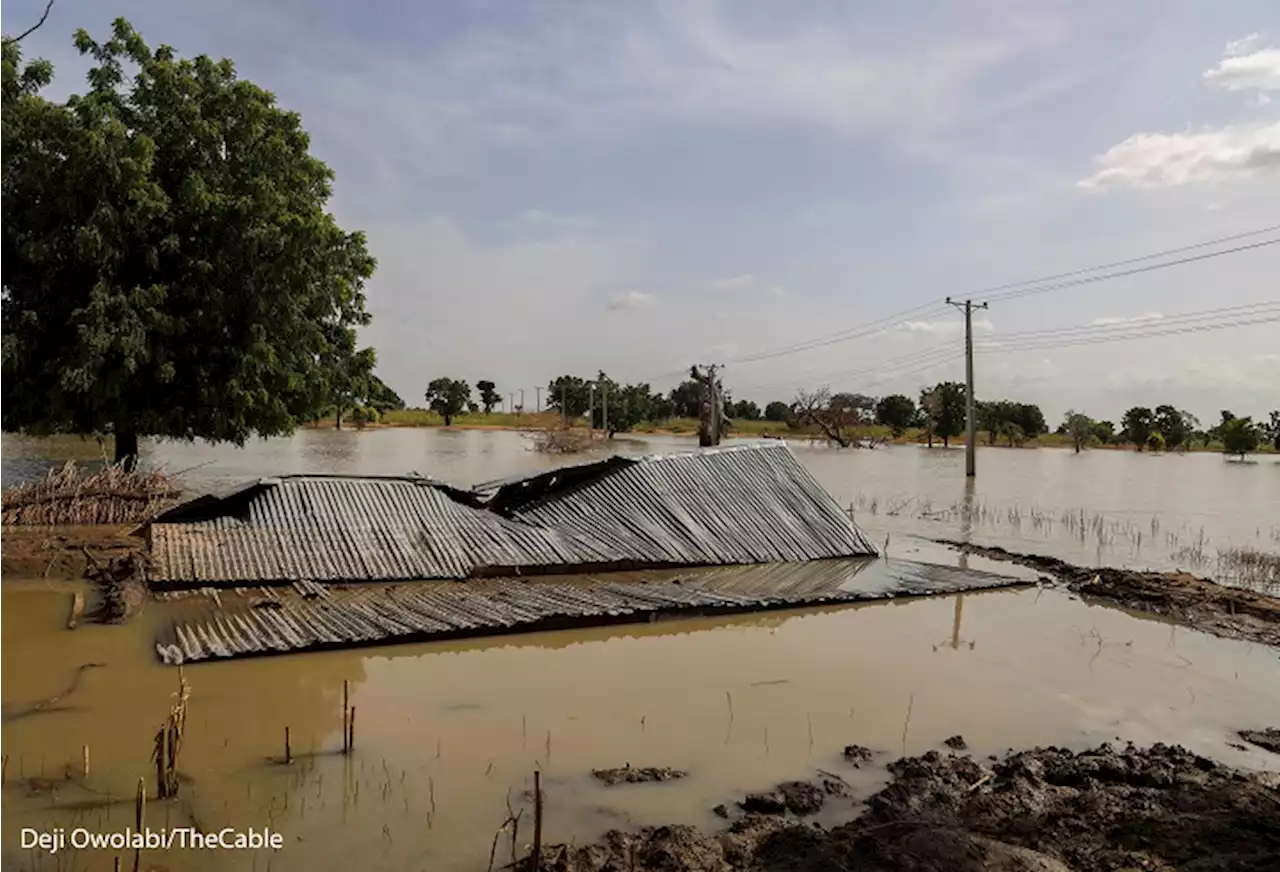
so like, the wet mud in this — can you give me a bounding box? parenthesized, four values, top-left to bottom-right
(593, 766, 689, 786)
(1239, 729, 1280, 756)
(0, 525, 141, 581)
(933, 539, 1280, 647)
(541, 742, 1280, 872)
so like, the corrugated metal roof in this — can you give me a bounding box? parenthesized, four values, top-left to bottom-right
(147, 443, 877, 586)
(153, 558, 1030, 664)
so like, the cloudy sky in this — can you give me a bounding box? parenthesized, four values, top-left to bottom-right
(12, 0, 1279, 425)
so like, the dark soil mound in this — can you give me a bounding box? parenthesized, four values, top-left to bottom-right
(932, 539, 1280, 647)
(592, 765, 688, 786)
(1239, 728, 1280, 755)
(540, 743, 1280, 871)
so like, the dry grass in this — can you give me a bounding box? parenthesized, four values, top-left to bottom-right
(1, 461, 181, 525)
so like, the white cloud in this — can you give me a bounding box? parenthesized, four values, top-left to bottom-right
(1204, 47, 1280, 92)
(607, 290, 657, 310)
(768, 286, 787, 298)
(899, 318, 993, 335)
(1225, 34, 1264, 58)
(1078, 122, 1280, 189)
(1090, 312, 1164, 326)
(709, 273, 756, 290)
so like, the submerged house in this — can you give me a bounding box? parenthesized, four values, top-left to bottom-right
(146, 442, 878, 587)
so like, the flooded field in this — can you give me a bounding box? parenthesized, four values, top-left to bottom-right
(5, 428, 1278, 577)
(4, 565, 1278, 871)
(3, 430, 1278, 870)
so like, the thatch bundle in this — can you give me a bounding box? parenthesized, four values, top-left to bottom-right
(1, 461, 182, 525)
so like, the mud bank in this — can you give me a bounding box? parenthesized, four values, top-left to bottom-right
(541, 742, 1280, 872)
(932, 539, 1280, 647)
(0, 525, 142, 581)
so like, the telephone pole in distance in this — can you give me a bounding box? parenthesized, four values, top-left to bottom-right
(945, 296, 988, 478)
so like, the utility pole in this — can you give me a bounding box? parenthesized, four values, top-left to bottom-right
(535, 386, 542, 413)
(602, 382, 609, 436)
(560, 384, 566, 426)
(519, 388, 525, 415)
(946, 297, 988, 478)
(587, 382, 595, 434)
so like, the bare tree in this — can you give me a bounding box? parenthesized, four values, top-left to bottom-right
(793, 388, 878, 448)
(3, 0, 57, 44)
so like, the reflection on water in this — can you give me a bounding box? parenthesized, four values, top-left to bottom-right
(3, 575, 1277, 871)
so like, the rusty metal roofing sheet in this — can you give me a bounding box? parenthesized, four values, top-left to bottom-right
(147, 443, 877, 586)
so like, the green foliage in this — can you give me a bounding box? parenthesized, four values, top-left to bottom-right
(1154, 404, 1198, 450)
(874, 394, 915, 437)
(996, 420, 1026, 447)
(1145, 430, 1165, 452)
(596, 375, 654, 435)
(1121, 407, 1155, 449)
(366, 376, 404, 412)
(2, 22, 374, 468)
(979, 400, 1046, 444)
(668, 375, 704, 419)
(764, 401, 792, 422)
(476, 380, 500, 414)
(921, 382, 965, 446)
(1220, 416, 1261, 458)
(350, 405, 379, 429)
(546, 375, 591, 417)
(1063, 410, 1095, 453)
(1266, 411, 1280, 451)
(424, 378, 470, 425)
(1091, 420, 1116, 445)
(729, 400, 761, 420)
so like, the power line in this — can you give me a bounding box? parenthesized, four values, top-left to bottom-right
(982, 237, 1280, 304)
(982, 301, 1280, 341)
(641, 225, 1280, 375)
(977, 315, 1280, 352)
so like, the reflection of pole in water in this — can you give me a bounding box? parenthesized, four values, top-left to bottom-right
(934, 594, 975, 652)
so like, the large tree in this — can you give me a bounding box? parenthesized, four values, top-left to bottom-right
(922, 382, 966, 447)
(874, 394, 915, 437)
(1063, 410, 1095, 454)
(424, 378, 470, 426)
(546, 375, 591, 418)
(1220, 416, 1261, 459)
(764, 401, 792, 423)
(1154, 404, 1198, 451)
(2, 21, 375, 469)
(1121, 407, 1155, 450)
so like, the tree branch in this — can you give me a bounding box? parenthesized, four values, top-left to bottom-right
(3, 0, 57, 45)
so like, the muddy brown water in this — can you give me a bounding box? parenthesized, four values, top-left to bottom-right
(3, 431, 1279, 870)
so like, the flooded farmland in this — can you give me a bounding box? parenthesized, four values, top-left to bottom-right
(2, 430, 1278, 871)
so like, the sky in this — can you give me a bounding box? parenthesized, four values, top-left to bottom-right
(9, 0, 1279, 426)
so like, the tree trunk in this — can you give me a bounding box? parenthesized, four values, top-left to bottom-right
(335, 406, 344, 430)
(942, 435, 950, 448)
(114, 428, 139, 472)
(444, 413, 453, 426)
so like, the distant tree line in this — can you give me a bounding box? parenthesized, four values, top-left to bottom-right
(414, 372, 1279, 458)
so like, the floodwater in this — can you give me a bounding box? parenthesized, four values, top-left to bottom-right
(4, 428, 1278, 574)
(4, 568, 1278, 872)
(3, 429, 1279, 871)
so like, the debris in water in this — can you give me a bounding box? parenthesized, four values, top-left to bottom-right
(841, 744, 875, 766)
(1237, 727, 1280, 755)
(943, 734, 968, 751)
(591, 765, 688, 786)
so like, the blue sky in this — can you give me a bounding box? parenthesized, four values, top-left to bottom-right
(10, 0, 1279, 424)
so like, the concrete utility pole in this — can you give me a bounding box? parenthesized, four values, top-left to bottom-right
(519, 388, 525, 414)
(535, 386, 542, 413)
(560, 384, 567, 426)
(602, 382, 609, 435)
(945, 297, 988, 478)
(587, 382, 596, 433)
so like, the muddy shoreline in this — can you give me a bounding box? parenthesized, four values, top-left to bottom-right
(541, 741, 1280, 871)
(932, 539, 1280, 647)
